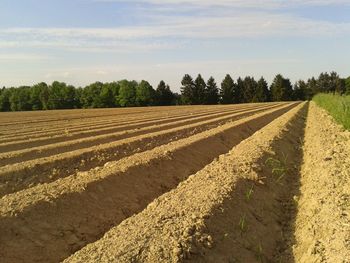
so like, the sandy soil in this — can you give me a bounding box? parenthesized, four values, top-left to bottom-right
(0, 103, 287, 197)
(64, 103, 306, 263)
(0, 103, 296, 263)
(1, 102, 348, 263)
(291, 102, 350, 262)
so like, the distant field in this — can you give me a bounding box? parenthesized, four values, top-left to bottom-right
(313, 93, 350, 130)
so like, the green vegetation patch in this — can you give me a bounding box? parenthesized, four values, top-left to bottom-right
(313, 93, 350, 130)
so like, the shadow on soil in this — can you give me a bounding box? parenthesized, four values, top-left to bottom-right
(0, 105, 297, 263)
(191, 103, 308, 263)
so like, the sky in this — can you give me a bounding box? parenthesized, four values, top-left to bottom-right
(0, 0, 350, 92)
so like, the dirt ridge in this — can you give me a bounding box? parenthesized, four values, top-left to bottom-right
(0, 103, 289, 197)
(0, 103, 297, 263)
(64, 103, 306, 263)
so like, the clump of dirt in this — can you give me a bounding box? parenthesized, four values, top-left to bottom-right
(291, 102, 350, 262)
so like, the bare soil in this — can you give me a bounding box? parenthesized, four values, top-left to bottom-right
(1, 102, 348, 263)
(0, 103, 287, 197)
(291, 102, 350, 262)
(0, 103, 295, 263)
(64, 103, 306, 263)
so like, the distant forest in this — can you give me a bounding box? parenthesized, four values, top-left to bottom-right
(0, 72, 349, 111)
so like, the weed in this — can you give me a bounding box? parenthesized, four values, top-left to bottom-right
(239, 214, 247, 233)
(245, 185, 254, 201)
(265, 153, 288, 183)
(255, 242, 264, 262)
(313, 93, 350, 130)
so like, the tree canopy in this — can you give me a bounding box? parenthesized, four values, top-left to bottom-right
(0, 71, 347, 112)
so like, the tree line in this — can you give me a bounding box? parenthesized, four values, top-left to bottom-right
(0, 71, 349, 111)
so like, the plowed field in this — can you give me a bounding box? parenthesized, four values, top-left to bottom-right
(0, 102, 348, 263)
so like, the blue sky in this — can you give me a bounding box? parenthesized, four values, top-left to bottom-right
(1, 0, 350, 91)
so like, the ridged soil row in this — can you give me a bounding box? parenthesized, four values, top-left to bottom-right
(0, 104, 266, 153)
(64, 102, 307, 263)
(290, 102, 350, 262)
(0, 105, 237, 141)
(0, 103, 297, 263)
(0, 104, 279, 165)
(0, 105, 195, 127)
(0, 103, 287, 197)
(0, 105, 235, 133)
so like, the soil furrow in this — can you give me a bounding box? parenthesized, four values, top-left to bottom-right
(63, 102, 306, 263)
(0, 103, 287, 197)
(0, 104, 265, 152)
(0, 106, 232, 140)
(0, 104, 278, 165)
(0, 105, 235, 131)
(0, 103, 297, 263)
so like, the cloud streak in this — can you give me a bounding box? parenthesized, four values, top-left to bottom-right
(1, 12, 350, 53)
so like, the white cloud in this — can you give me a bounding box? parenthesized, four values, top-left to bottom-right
(1, 12, 350, 53)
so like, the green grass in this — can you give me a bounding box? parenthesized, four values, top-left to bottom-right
(313, 93, 350, 130)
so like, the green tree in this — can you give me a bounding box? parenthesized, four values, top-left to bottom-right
(220, 74, 235, 104)
(336, 78, 346, 94)
(345, 77, 350, 95)
(307, 77, 318, 97)
(118, 80, 137, 107)
(136, 80, 155, 106)
(254, 77, 270, 102)
(317, 71, 343, 94)
(194, 74, 206, 104)
(0, 88, 11, 111)
(48, 81, 77, 109)
(155, 80, 174, 106)
(81, 82, 104, 108)
(270, 74, 293, 101)
(235, 77, 244, 103)
(180, 74, 195, 105)
(205, 77, 219, 105)
(100, 84, 115, 108)
(293, 80, 307, 101)
(62, 84, 78, 109)
(242, 76, 258, 103)
(10, 87, 31, 111)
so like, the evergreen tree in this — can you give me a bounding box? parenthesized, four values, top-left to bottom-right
(205, 77, 219, 105)
(293, 80, 307, 101)
(254, 77, 270, 102)
(242, 76, 258, 103)
(220, 74, 235, 104)
(307, 77, 318, 97)
(270, 74, 293, 101)
(180, 74, 195, 105)
(156, 80, 174, 106)
(235, 77, 244, 103)
(194, 74, 206, 104)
